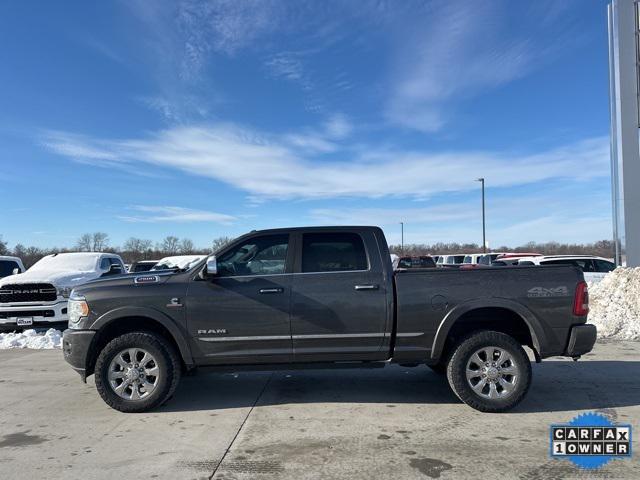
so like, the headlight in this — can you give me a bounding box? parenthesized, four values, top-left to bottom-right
(57, 286, 72, 298)
(68, 296, 89, 325)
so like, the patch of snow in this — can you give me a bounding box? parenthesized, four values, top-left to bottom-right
(151, 255, 205, 270)
(29, 252, 102, 272)
(588, 267, 640, 340)
(0, 328, 62, 349)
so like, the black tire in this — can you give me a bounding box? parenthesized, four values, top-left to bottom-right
(95, 332, 181, 413)
(446, 330, 531, 413)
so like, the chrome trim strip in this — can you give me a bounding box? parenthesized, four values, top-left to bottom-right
(292, 333, 385, 339)
(395, 332, 424, 337)
(199, 335, 291, 342)
(198, 332, 388, 342)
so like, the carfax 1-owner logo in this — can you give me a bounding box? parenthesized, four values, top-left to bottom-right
(550, 412, 632, 469)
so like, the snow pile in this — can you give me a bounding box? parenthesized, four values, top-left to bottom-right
(588, 267, 640, 340)
(0, 328, 62, 349)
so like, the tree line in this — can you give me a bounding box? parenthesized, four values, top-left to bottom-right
(389, 239, 615, 258)
(0, 233, 234, 268)
(0, 233, 615, 269)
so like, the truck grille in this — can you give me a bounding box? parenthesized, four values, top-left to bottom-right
(0, 284, 57, 303)
(0, 310, 55, 319)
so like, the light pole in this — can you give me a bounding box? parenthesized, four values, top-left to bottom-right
(476, 178, 486, 253)
(400, 222, 404, 253)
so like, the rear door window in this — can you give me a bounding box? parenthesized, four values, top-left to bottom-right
(302, 233, 368, 273)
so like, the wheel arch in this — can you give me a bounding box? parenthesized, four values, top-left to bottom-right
(431, 299, 546, 362)
(85, 307, 193, 377)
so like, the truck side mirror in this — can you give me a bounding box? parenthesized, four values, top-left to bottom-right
(204, 255, 218, 277)
(12, 267, 21, 275)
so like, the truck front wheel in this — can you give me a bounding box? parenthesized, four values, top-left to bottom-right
(446, 330, 531, 413)
(94, 332, 181, 413)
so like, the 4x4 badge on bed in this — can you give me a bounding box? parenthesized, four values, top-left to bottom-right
(528, 286, 568, 298)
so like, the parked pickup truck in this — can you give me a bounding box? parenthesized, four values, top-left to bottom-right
(63, 226, 596, 413)
(0, 252, 125, 331)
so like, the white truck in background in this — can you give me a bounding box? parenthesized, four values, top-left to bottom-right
(0, 252, 125, 331)
(516, 255, 616, 284)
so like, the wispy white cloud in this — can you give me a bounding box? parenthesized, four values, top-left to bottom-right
(82, 36, 125, 64)
(264, 52, 306, 82)
(310, 204, 475, 226)
(385, 0, 579, 132)
(42, 123, 609, 201)
(324, 113, 352, 139)
(179, 0, 285, 58)
(312, 186, 612, 246)
(118, 205, 235, 224)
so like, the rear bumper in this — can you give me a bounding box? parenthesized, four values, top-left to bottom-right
(62, 329, 95, 381)
(564, 323, 597, 357)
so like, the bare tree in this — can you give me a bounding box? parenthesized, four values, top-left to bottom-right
(211, 236, 233, 252)
(123, 237, 153, 253)
(76, 233, 93, 251)
(179, 238, 195, 254)
(160, 236, 180, 255)
(92, 232, 109, 252)
(122, 237, 154, 262)
(0, 235, 7, 255)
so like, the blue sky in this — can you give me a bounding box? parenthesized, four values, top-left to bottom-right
(0, 0, 613, 249)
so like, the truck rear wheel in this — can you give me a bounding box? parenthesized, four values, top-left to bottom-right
(94, 332, 181, 413)
(446, 330, 531, 413)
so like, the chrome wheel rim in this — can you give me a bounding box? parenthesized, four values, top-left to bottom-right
(108, 348, 160, 401)
(465, 346, 519, 400)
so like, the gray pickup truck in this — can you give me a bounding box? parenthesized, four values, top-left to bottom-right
(63, 226, 596, 413)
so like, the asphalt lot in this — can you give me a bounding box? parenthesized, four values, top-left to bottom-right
(0, 341, 639, 480)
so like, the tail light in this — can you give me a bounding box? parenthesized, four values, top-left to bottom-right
(573, 281, 589, 316)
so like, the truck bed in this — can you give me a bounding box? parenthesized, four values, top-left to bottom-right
(393, 265, 586, 362)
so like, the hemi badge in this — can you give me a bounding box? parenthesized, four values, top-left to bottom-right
(134, 275, 159, 284)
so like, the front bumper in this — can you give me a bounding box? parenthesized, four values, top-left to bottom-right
(0, 299, 68, 331)
(564, 323, 597, 357)
(62, 329, 96, 382)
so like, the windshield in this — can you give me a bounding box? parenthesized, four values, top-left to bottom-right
(29, 254, 100, 272)
(151, 256, 204, 271)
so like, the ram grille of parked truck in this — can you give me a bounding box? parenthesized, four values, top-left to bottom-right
(62, 226, 597, 414)
(0, 252, 125, 331)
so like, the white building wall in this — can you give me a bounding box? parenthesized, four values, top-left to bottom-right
(608, 0, 640, 266)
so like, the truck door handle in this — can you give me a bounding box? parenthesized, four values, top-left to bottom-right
(354, 284, 379, 291)
(259, 288, 284, 294)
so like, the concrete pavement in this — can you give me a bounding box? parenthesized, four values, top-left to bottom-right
(0, 341, 639, 479)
